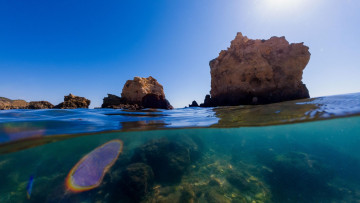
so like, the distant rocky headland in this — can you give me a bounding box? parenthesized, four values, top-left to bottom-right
(0, 94, 90, 110)
(1, 32, 312, 110)
(195, 32, 311, 107)
(1, 76, 173, 110)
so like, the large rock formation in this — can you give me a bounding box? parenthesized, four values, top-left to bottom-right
(207, 32, 310, 106)
(102, 76, 173, 110)
(54, 94, 90, 109)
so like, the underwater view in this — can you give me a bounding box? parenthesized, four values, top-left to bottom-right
(1, 93, 360, 203)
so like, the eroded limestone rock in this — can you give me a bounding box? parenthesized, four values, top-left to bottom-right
(209, 32, 311, 106)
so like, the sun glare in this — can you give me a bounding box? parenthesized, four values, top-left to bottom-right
(265, 0, 303, 11)
(253, 0, 316, 20)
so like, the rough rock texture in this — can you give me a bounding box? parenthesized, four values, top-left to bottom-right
(0, 97, 28, 110)
(121, 76, 165, 104)
(28, 101, 54, 109)
(209, 32, 310, 106)
(54, 94, 90, 109)
(121, 163, 154, 201)
(102, 76, 173, 110)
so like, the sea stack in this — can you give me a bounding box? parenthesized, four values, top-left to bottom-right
(204, 32, 310, 106)
(102, 76, 173, 110)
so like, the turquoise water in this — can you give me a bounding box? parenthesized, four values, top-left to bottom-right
(1, 93, 360, 202)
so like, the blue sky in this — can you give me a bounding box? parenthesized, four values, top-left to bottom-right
(0, 0, 359, 108)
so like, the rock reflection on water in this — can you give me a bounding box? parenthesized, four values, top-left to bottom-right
(120, 121, 168, 131)
(213, 93, 360, 127)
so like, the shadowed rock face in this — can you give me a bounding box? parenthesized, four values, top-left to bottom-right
(55, 94, 90, 109)
(142, 94, 173, 109)
(209, 32, 310, 106)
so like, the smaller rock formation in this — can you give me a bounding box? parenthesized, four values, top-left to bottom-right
(200, 95, 216, 107)
(102, 94, 131, 109)
(208, 32, 311, 106)
(54, 94, 90, 109)
(28, 101, 54, 109)
(188, 101, 199, 107)
(101, 94, 142, 110)
(101, 76, 173, 110)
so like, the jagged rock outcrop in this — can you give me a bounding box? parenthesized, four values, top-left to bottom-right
(102, 76, 173, 110)
(28, 101, 54, 109)
(0, 97, 28, 110)
(189, 100, 199, 107)
(200, 95, 215, 107)
(54, 94, 90, 109)
(0, 97, 54, 110)
(208, 32, 310, 106)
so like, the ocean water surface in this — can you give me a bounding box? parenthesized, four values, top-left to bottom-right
(0, 93, 360, 202)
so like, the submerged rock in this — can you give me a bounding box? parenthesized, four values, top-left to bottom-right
(205, 189, 230, 203)
(121, 163, 154, 201)
(226, 171, 251, 191)
(264, 152, 337, 202)
(209, 32, 310, 106)
(131, 137, 200, 183)
(55, 94, 90, 109)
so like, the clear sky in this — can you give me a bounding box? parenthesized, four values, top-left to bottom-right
(0, 0, 359, 108)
